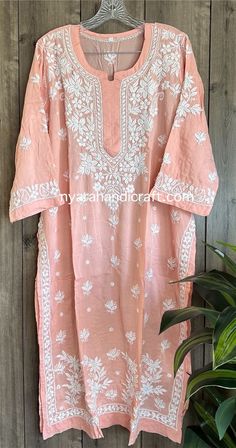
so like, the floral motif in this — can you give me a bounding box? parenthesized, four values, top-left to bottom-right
(56, 329, 67, 344)
(133, 237, 142, 250)
(130, 284, 140, 299)
(152, 172, 216, 206)
(167, 257, 177, 270)
(81, 280, 93, 295)
(9, 180, 60, 212)
(54, 290, 65, 303)
(79, 328, 90, 342)
(19, 136, 32, 150)
(151, 223, 160, 235)
(145, 268, 153, 281)
(105, 299, 118, 313)
(54, 350, 84, 406)
(111, 255, 120, 268)
(161, 339, 171, 352)
(81, 355, 113, 415)
(170, 209, 181, 223)
(54, 249, 61, 262)
(125, 331, 136, 344)
(163, 152, 171, 165)
(173, 72, 203, 128)
(81, 233, 93, 247)
(195, 131, 207, 144)
(163, 298, 176, 310)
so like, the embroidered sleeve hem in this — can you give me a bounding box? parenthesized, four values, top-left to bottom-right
(149, 173, 218, 216)
(9, 180, 65, 223)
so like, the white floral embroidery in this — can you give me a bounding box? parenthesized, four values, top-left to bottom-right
(163, 153, 171, 165)
(63, 25, 160, 214)
(56, 329, 67, 344)
(173, 72, 203, 128)
(31, 73, 40, 84)
(106, 348, 121, 360)
(54, 350, 84, 406)
(145, 268, 153, 281)
(9, 180, 60, 212)
(144, 312, 149, 326)
(104, 53, 117, 64)
(19, 136, 32, 150)
(111, 255, 120, 268)
(105, 389, 118, 400)
(163, 81, 182, 97)
(195, 131, 207, 144)
(54, 290, 65, 303)
(133, 238, 142, 250)
(161, 339, 171, 352)
(163, 298, 176, 310)
(152, 172, 216, 206)
(108, 215, 119, 229)
(54, 250, 61, 262)
(63, 170, 69, 182)
(157, 134, 167, 146)
(167, 257, 177, 270)
(151, 223, 160, 235)
(155, 397, 166, 410)
(81, 234, 93, 247)
(208, 171, 217, 182)
(105, 299, 118, 313)
(58, 127, 67, 140)
(125, 331, 136, 344)
(81, 355, 112, 415)
(49, 206, 58, 216)
(131, 284, 140, 299)
(171, 209, 181, 223)
(79, 328, 90, 342)
(81, 280, 93, 295)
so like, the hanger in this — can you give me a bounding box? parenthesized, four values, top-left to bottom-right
(80, 0, 145, 55)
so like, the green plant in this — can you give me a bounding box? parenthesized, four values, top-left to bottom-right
(159, 241, 236, 447)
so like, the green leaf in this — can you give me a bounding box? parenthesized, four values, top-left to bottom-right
(216, 241, 236, 253)
(204, 242, 236, 275)
(213, 307, 236, 368)
(193, 401, 236, 448)
(196, 285, 236, 310)
(215, 397, 236, 440)
(183, 426, 211, 447)
(170, 270, 236, 297)
(186, 368, 236, 401)
(174, 329, 213, 376)
(204, 386, 225, 407)
(159, 307, 219, 334)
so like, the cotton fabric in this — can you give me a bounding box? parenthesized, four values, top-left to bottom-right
(9, 22, 219, 445)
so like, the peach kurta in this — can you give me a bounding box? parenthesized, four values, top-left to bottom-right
(9, 22, 219, 445)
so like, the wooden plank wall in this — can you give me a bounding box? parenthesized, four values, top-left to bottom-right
(0, 0, 235, 447)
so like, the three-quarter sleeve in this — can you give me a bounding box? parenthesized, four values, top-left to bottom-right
(149, 34, 219, 216)
(9, 39, 64, 223)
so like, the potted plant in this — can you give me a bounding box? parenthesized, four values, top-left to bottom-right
(159, 241, 236, 447)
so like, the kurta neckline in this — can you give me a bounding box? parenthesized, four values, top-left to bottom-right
(68, 22, 153, 82)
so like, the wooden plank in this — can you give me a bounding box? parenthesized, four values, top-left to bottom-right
(206, 0, 236, 347)
(18, 1, 83, 447)
(0, 1, 24, 448)
(143, 1, 212, 447)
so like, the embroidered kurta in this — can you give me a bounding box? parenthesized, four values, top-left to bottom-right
(9, 22, 219, 445)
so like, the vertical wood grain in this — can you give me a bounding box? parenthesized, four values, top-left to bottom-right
(0, 1, 25, 448)
(206, 0, 236, 355)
